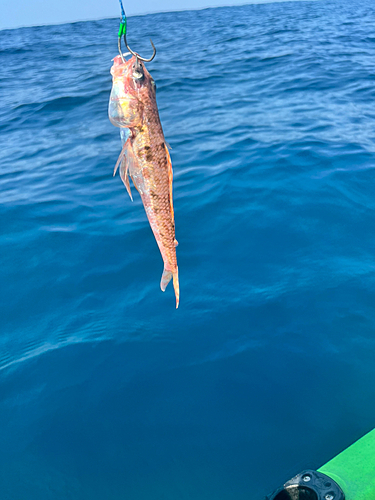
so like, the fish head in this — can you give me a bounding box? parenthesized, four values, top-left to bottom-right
(109, 55, 156, 127)
(128, 55, 156, 96)
(111, 55, 155, 92)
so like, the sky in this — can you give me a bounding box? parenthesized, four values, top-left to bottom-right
(0, 0, 298, 30)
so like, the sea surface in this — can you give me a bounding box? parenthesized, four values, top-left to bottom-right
(1, 0, 375, 498)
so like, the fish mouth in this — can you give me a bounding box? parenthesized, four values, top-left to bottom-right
(132, 58, 144, 81)
(132, 70, 144, 80)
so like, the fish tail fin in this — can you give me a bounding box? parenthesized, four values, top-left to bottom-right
(160, 267, 180, 309)
(173, 268, 180, 309)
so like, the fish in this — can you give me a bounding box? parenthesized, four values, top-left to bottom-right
(108, 54, 179, 308)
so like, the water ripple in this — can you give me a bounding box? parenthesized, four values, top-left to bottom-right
(1, 5, 375, 494)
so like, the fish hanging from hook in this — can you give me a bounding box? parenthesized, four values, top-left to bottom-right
(109, 0, 179, 308)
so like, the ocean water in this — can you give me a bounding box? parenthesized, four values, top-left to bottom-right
(1, 0, 375, 498)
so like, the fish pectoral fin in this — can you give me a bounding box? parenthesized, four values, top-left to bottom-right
(120, 158, 133, 201)
(113, 137, 138, 201)
(174, 239, 178, 247)
(113, 141, 127, 177)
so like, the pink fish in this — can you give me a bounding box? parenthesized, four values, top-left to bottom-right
(109, 54, 179, 308)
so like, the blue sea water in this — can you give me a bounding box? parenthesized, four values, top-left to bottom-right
(1, 0, 375, 497)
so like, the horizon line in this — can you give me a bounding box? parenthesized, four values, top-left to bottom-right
(0, 0, 316, 32)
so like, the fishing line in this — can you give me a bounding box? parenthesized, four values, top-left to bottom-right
(117, 0, 127, 63)
(118, 0, 126, 21)
(116, 0, 156, 63)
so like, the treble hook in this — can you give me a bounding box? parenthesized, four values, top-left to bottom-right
(118, 34, 156, 64)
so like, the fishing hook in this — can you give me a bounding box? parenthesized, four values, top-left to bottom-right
(118, 34, 156, 63)
(118, 36, 128, 64)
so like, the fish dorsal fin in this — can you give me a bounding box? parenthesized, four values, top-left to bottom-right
(164, 143, 174, 223)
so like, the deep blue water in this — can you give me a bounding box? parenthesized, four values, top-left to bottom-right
(1, 0, 375, 498)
